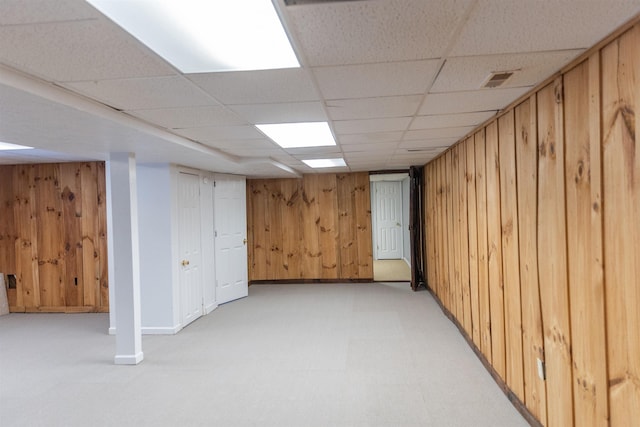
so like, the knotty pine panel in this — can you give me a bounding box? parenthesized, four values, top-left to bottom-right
(247, 172, 372, 281)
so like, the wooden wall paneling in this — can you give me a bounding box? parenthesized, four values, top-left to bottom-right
(269, 180, 285, 280)
(12, 165, 37, 310)
(353, 172, 373, 279)
(247, 181, 267, 281)
(438, 158, 447, 303)
(451, 147, 461, 319)
(458, 142, 472, 336)
(423, 164, 433, 289)
(430, 163, 440, 295)
(317, 174, 339, 279)
(515, 96, 547, 423)
(466, 137, 481, 347)
(485, 121, 506, 379)
(536, 79, 573, 427)
(498, 110, 525, 400)
(35, 163, 65, 309)
(565, 55, 609, 427)
(280, 179, 302, 279)
(474, 130, 492, 362)
(433, 161, 443, 299)
(337, 174, 358, 278)
(60, 163, 83, 307)
(601, 25, 640, 426)
(445, 151, 455, 313)
(96, 162, 108, 310)
(0, 168, 15, 277)
(301, 175, 322, 279)
(80, 163, 99, 307)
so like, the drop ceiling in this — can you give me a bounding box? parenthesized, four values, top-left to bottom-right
(0, 0, 639, 177)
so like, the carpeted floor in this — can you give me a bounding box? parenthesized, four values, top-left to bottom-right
(373, 259, 412, 282)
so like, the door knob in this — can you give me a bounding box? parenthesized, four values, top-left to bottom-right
(181, 260, 190, 266)
(243, 238, 247, 245)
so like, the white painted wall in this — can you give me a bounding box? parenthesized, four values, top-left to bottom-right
(402, 176, 410, 265)
(137, 164, 178, 334)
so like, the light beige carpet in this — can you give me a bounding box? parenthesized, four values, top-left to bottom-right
(373, 259, 411, 282)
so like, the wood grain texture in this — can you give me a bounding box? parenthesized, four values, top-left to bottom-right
(2, 162, 107, 312)
(246, 173, 372, 281)
(446, 151, 456, 314)
(564, 56, 609, 427)
(466, 137, 481, 348)
(537, 80, 573, 427)
(515, 96, 547, 424)
(458, 143, 472, 336)
(474, 129, 492, 362)
(602, 24, 640, 427)
(486, 121, 506, 379)
(451, 147, 461, 319)
(498, 110, 525, 400)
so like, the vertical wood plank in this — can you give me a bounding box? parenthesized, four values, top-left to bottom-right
(475, 129, 492, 362)
(280, 179, 302, 279)
(601, 25, 640, 426)
(0, 167, 16, 276)
(301, 175, 322, 279)
(565, 55, 609, 427)
(318, 174, 339, 279)
(445, 151, 456, 314)
(13, 165, 39, 310)
(80, 163, 98, 307)
(466, 137, 481, 347)
(537, 79, 573, 427)
(486, 121, 506, 379)
(35, 164, 65, 308)
(459, 143, 472, 336)
(269, 180, 285, 280)
(247, 181, 267, 281)
(60, 164, 83, 308)
(515, 96, 547, 423)
(337, 174, 358, 278)
(354, 172, 373, 279)
(499, 110, 525, 400)
(96, 161, 108, 310)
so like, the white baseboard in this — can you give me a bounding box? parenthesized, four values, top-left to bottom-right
(114, 351, 144, 365)
(205, 302, 218, 315)
(109, 325, 181, 335)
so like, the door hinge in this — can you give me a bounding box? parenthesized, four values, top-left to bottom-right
(214, 230, 218, 238)
(214, 181, 216, 187)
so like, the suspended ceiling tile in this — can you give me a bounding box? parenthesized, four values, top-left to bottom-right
(337, 131, 404, 145)
(450, 0, 640, 56)
(222, 147, 285, 157)
(188, 69, 320, 104)
(173, 125, 265, 143)
(126, 106, 245, 129)
(230, 101, 326, 124)
(0, 18, 176, 82)
(286, 0, 474, 66)
(342, 142, 399, 153)
(66, 76, 217, 111)
(327, 95, 422, 121)
(404, 126, 476, 141)
(411, 111, 496, 130)
(345, 150, 396, 161)
(399, 138, 458, 149)
(313, 60, 440, 99)
(419, 86, 531, 115)
(333, 117, 412, 134)
(432, 50, 585, 93)
(0, 0, 100, 25)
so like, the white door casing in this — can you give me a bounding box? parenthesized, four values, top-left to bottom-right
(178, 172, 203, 327)
(374, 181, 403, 260)
(214, 174, 248, 304)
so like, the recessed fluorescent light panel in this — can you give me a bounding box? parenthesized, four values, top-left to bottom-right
(303, 158, 346, 168)
(87, 0, 300, 73)
(0, 141, 33, 150)
(257, 122, 336, 148)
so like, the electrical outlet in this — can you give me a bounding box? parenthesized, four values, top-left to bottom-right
(537, 358, 546, 380)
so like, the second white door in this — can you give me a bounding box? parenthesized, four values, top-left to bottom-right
(374, 181, 403, 259)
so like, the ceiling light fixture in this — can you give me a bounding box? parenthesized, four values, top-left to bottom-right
(302, 158, 347, 168)
(87, 0, 300, 73)
(257, 122, 336, 148)
(0, 141, 34, 150)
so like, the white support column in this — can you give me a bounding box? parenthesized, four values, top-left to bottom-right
(107, 152, 144, 365)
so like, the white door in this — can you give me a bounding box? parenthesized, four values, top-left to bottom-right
(375, 181, 403, 259)
(178, 172, 203, 326)
(214, 174, 248, 304)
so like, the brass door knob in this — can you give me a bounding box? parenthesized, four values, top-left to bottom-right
(181, 260, 190, 266)
(243, 238, 247, 245)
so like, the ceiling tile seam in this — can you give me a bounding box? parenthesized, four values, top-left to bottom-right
(428, 84, 536, 95)
(308, 58, 441, 70)
(324, 94, 424, 103)
(0, 18, 102, 28)
(443, 47, 589, 60)
(400, 0, 480, 144)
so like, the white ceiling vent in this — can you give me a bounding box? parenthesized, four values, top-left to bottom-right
(482, 71, 516, 88)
